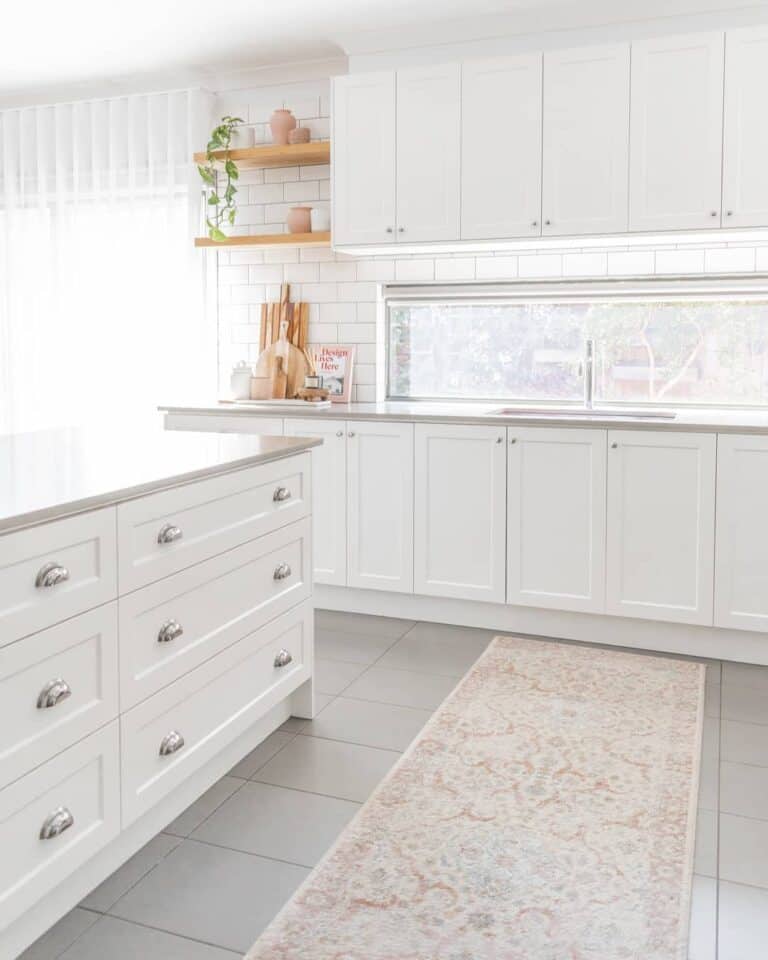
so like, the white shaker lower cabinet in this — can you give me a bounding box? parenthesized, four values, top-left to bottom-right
(606, 430, 715, 625)
(414, 424, 506, 603)
(347, 421, 414, 593)
(284, 419, 347, 586)
(715, 434, 768, 631)
(507, 427, 606, 614)
(164, 414, 284, 435)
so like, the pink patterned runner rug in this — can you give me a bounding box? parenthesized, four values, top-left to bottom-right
(247, 635, 705, 960)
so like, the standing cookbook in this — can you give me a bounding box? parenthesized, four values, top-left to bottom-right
(316, 345, 355, 403)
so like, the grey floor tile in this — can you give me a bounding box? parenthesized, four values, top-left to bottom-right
(698, 716, 720, 812)
(193, 781, 359, 867)
(719, 880, 768, 960)
(315, 628, 395, 664)
(723, 661, 768, 694)
(402, 620, 498, 646)
(343, 665, 458, 710)
(721, 761, 768, 821)
(165, 776, 243, 838)
(80, 834, 180, 913)
(19, 908, 99, 960)
(109, 839, 308, 954)
(704, 682, 721, 719)
(694, 808, 717, 878)
(314, 658, 368, 695)
(227, 731, 295, 779)
(315, 610, 414, 639)
(278, 693, 334, 733)
(688, 875, 717, 960)
(58, 916, 239, 959)
(720, 813, 768, 889)
(302, 696, 431, 752)
(255, 733, 398, 802)
(378, 626, 492, 677)
(722, 683, 768, 726)
(722, 720, 768, 767)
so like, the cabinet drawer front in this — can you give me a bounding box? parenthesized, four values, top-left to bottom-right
(119, 519, 311, 708)
(121, 602, 313, 825)
(0, 509, 117, 645)
(0, 722, 120, 929)
(117, 455, 310, 592)
(0, 605, 119, 789)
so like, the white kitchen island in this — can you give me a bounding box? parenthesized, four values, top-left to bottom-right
(0, 426, 320, 959)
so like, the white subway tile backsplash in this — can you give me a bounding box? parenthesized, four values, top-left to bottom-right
(264, 203, 292, 225)
(305, 117, 330, 139)
(265, 166, 300, 183)
(248, 264, 284, 284)
(356, 385, 378, 402)
(705, 247, 757, 273)
(319, 302, 356, 325)
(607, 251, 655, 276)
(337, 281, 378, 302)
(284, 262, 320, 283)
(263, 247, 298, 264)
(319, 180, 331, 200)
(354, 363, 377, 385)
(563, 252, 608, 277)
(285, 180, 320, 202)
(435, 258, 476, 281)
(395, 259, 435, 282)
(236, 205, 266, 226)
(308, 323, 339, 342)
(301, 282, 339, 302)
(218, 265, 249, 286)
(230, 285, 267, 305)
(283, 96, 320, 119)
(356, 303, 377, 324)
(356, 259, 396, 282)
(339, 323, 376, 343)
(655, 249, 705, 274)
(249, 183, 284, 204)
(300, 246, 336, 262)
(301, 164, 330, 180)
(475, 256, 518, 280)
(518, 254, 563, 278)
(319, 260, 357, 282)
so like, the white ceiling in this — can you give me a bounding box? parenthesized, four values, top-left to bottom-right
(2, 0, 761, 103)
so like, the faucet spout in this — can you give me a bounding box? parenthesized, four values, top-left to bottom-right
(583, 339, 594, 410)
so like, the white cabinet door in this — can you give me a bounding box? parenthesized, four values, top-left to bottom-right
(347, 421, 413, 593)
(164, 414, 283, 435)
(722, 26, 768, 227)
(461, 55, 542, 240)
(606, 430, 715, 625)
(542, 44, 630, 236)
(630, 32, 725, 232)
(332, 72, 396, 245)
(414, 424, 506, 603)
(396, 64, 461, 242)
(507, 427, 606, 613)
(715, 435, 768, 631)
(284, 418, 347, 586)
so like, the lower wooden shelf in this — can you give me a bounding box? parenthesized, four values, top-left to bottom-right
(194, 231, 330, 248)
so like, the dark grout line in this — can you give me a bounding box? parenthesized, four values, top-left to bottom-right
(94, 913, 243, 957)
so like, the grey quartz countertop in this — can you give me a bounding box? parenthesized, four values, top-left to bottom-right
(0, 425, 321, 533)
(159, 400, 768, 434)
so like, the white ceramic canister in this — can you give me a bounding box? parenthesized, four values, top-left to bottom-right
(310, 207, 331, 232)
(229, 361, 254, 400)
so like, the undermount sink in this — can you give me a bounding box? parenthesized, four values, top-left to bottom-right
(491, 406, 677, 420)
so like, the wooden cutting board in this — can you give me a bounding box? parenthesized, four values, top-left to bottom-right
(259, 284, 310, 353)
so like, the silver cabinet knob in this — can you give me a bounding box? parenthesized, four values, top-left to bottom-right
(510, 437, 517, 444)
(40, 806, 74, 840)
(273, 486, 291, 502)
(273, 562, 292, 581)
(35, 562, 70, 589)
(348, 431, 355, 438)
(531, 220, 538, 227)
(544, 219, 552, 226)
(157, 523, 182, 545)
(37, 678, 72, 709)
(385, 227, 393, 233)
(335, 430, 344, 437)
(711, 211, 718, 217)
(274, 649, 293, 668)
(726, 210, 733, 217)
(159, 730, 185, 757)
(398, 227, 405, 233)
(495, 436, 503, 444)
(611, 442, 618, 449)
(157, 619, 184, 644)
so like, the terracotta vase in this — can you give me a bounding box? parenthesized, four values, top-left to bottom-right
(270, 109, 297, 145)
(288, 127, 311, 144)
(286, 206, 312, 234)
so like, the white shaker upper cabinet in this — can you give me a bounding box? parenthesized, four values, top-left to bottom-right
(542, 44, 630, 236)
(606, 431, 715, 625)
(722, 26, 768, 227)
(715, 435, 768, 632)
(507, 427, 606, 614)
(461, 55, 542, 240)
(332, 72, 396, 245)
(396, 64, 461, 242)
(284, 419, 347, 587)
(414, 424, 506, 603)
(347, 421, 414, 594)
(629, 32, 725, 232)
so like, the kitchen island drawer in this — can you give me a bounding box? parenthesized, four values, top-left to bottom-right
(0, 721, 120, 930)
(0, 508, 117, 646)
(0, 604, 119, 789)
(120, 602, 312, 825)
(117, 454, 310, 592)
(119, 518, 310, 708)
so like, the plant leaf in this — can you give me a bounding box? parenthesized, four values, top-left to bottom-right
(209, 226, 228, 242)
(224, 159, 239, 180)
(207, 193, 220, 205)
(228, 208, 236, 225)
(197, 164, 216, 185)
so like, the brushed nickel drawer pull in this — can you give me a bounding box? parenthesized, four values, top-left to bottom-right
(157, 523, 183, 545)
(273, 486, 291, 502)
(35, 562, 70, 589)
(273, 562, 292, 581)
(159, 730, 185, 757)
(157, 619, 184, 644)
(274, 649, 293, 668)
(39, 806, 74, 840)
(37, 678, 72, 709)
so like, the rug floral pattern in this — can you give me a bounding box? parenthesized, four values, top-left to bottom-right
(247, 636, 705, 960)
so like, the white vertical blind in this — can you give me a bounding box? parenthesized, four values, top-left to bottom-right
(0, 88, 214, 434)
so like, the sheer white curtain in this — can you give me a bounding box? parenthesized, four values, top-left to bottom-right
(0, 88, 214, 435)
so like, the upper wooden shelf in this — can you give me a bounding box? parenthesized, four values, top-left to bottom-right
(194, 231, 330, 248)
(193, 141, 330, 169)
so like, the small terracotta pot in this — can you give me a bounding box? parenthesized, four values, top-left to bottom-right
(288, 127, 311, 144)
(270, 109, 297, 145)
(286, 206, 312, 234)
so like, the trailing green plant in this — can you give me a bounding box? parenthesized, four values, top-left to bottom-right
(197, 115, 244, 241)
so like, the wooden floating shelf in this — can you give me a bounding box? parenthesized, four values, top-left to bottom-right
(194, 231, 331, 249)
(193, 141, 330, 169)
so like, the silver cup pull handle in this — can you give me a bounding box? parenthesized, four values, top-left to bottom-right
(35, 562, 70, 589)
(157, 619, 184, 644)
(274, 649, 293, 668)
(273, 486, 291, 502)
(159, 730, 185, 757)
(157, 523, 183, 545)
(40, 806, 74, 840)
(273, 562, 292, 581)
(37, 678, 73, 709)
